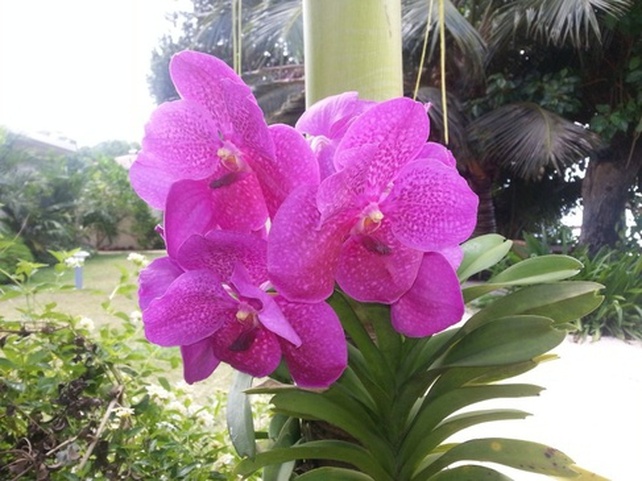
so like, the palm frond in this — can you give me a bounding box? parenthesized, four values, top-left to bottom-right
(247, 0, 304, 67)
(490, 0, 633, 50)
(468, 102, 600, 179)
(403, 0, 487, 81)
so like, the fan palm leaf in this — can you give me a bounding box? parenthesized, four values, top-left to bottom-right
(490, 0, 633, 50)
(468, 102, 600, 179)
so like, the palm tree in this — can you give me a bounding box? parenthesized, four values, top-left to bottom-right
(151, 0, 637, 249)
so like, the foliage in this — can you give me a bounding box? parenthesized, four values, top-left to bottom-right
(0, 228, 35, 283)
(487, 234, 642, 341)
(568, 247, 642, 341)
(77, 157, 162, 250)
(0, 133, 85, 261)
(0, 250, 262, 480)
(227, 234, 604, 480)
(0, 132, 161, 259)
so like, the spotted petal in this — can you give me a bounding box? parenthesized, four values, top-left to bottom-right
(177, 231, 268, 284)
(252, 124, 319, 217)
(276, 297, 348, 388)
(383, 160, 478, 251)
(141, 100, 222, 180)
(334, 97, 429, 183)
(268, 185, 350, 303)
(336, 220, 423, 303)
(170, 50, 249, 130)
(143, 269, 236, 346)
(210, 319, 282, 378)
(391, 252, 465, 337)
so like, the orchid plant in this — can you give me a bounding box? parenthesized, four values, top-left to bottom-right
(130, 50, 605, 480)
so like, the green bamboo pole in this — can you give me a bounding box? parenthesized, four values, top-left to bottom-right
(302, 0, 403, 106)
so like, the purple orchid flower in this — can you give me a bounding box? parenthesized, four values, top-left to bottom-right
(138, 230, 347, 388)
(391, 249, 464, 337)
(295, 92, 374, 180)
(130, 51, 319, 256)
(268, 97, 478, 312)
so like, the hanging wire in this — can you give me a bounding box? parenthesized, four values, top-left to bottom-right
(232, 0, 242, 75)
(412, 0, 435, 100)
(439, 0, 449, 144)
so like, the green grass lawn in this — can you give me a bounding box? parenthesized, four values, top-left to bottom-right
(0, 250, 235, 399)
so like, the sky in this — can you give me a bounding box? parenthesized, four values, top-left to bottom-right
(0, 0, 191, 148)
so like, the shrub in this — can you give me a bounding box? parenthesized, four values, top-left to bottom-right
(0, 231, 35, 283)
(570, 246, 642, 341)
(0, 252, 261, 480)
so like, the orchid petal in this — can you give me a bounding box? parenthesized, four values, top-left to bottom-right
(138, 257, 183, 310)
(129, 152, 177, 210)
(296, 91, 365, 137)
(164, 180, 218, 258)
(316, 144, 378, 222)
(439, 245, 464, 270)
(210, 319, 282, 378)
(276, 297, 348, 388)
(230, 264, 301, 346)
(252, 124, 319, 217)
(143, 269, 236, 346)
(181, 338, 220, 384)
(177, 231, 268, 284)
(221, 80, 275, 162)
(416, 142, 457, 168)
(336, 220, 424, 303)
(383, 160, 478, 251)
(391, 252, 465, 337)
(141, 100, 221, 180)
(268, 186, 350, 303)
(170, 50, 248, 131)
(209, 171, 269, 232)
(335, 97, 429, 181)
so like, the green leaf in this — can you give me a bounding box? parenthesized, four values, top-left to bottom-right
(400, 384, 542, 462)
(412, 438, 579, 480)
(458, 235, 513, 282)
(157, 376, 171, 392)
(464, 282, 604, 332)
(270, 390, 393, 470)
(226, 371, 256, 458)
(328, 292, 392, 391)
(464, 255, 584, 302)
(295, 467, 375, 480)
(437, 316, 565, 368)
(401, 409, 530, 478)
(233, 441, 393, 481)
(491, 255, 583, 284)
(426, 464, 512, 480)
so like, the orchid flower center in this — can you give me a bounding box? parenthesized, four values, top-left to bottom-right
(217, 141, 245, 172)
(310, 135, 331, 154)
(235, 300, 260, 327)
(353, 202, 384, 235)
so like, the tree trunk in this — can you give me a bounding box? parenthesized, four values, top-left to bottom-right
(580, 141, 642, 254)
(302, 0, 403, 105)
(465, 161, 497, 236)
